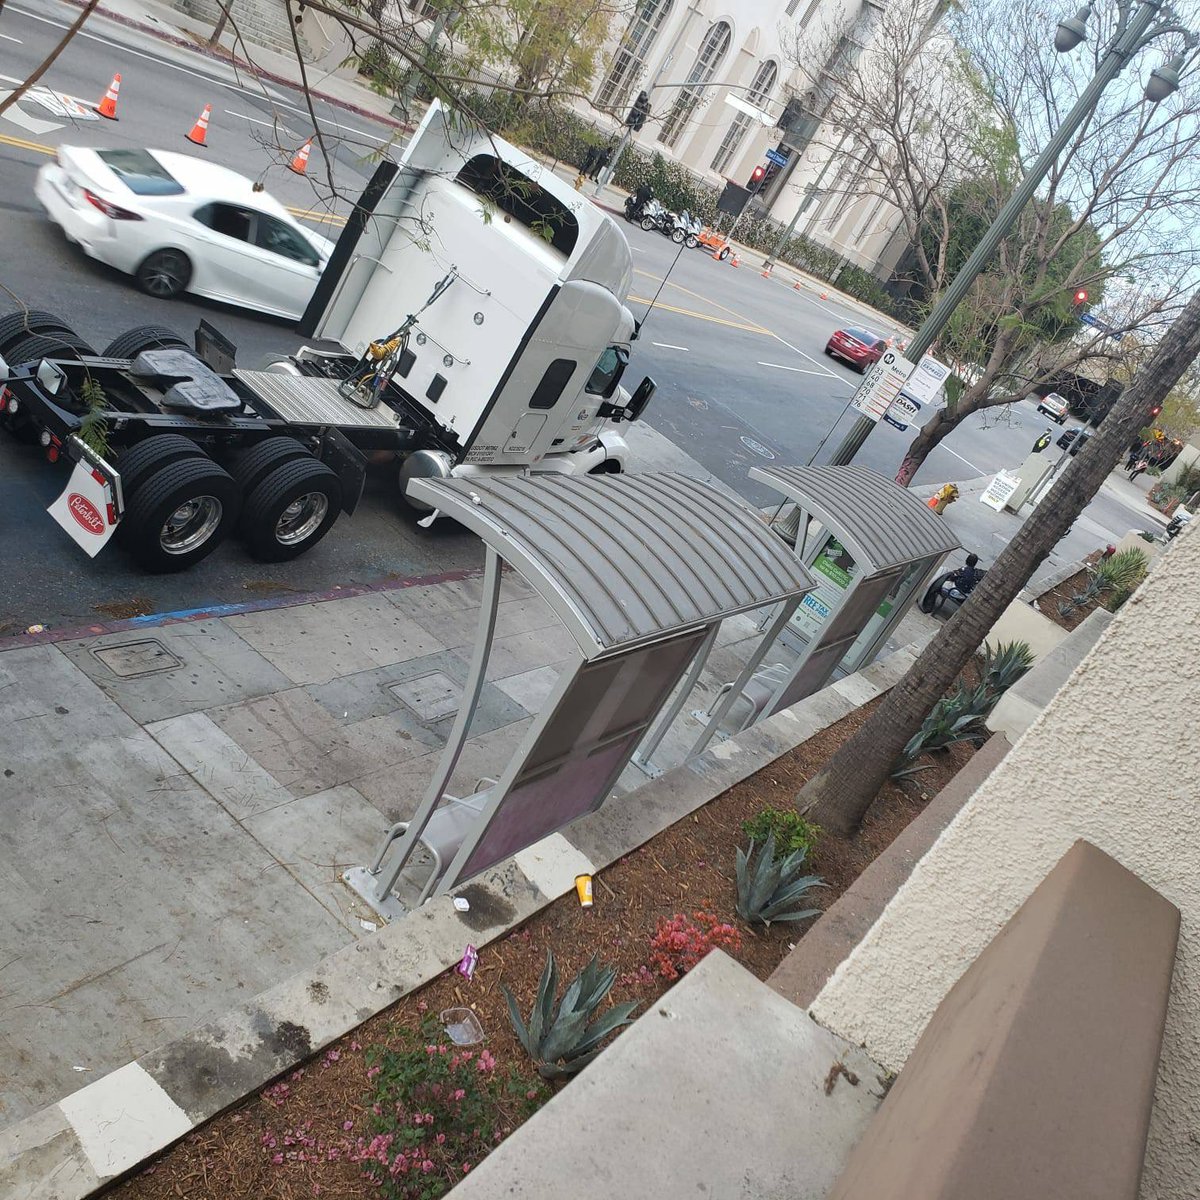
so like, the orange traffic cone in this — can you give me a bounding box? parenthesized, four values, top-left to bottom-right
(792, 280, 803, 291)
(761, 263, 772, 278)
(288, 137, 313, 176)
(95, 73, 121, 120)
(819, 290, 828, 300)
(730, 253, 741, 268)
(185, 104, 212, 147)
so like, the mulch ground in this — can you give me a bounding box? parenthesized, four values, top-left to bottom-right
(110, 701, 976, 1200)
(1035, 547, 1123, 631)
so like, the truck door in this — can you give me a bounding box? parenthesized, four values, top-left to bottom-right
(463, 281, 624, 467)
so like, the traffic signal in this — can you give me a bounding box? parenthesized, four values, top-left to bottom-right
(1073, 288, 1089, 305)
(747, 164, 766, 191)
(626, 91, 650, 132)
(1149, 403, 1162, 418)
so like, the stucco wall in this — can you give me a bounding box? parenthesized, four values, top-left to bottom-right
(810, 524, 1200, 1200)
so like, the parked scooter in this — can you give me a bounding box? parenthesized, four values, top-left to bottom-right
(670, 209, 702, 248)
(623, 186, 653, 224)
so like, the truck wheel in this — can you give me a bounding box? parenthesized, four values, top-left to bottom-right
(241, 457, 342, 562)
(717, 246, 731, 261)
(229, 436, 311, 497)
(0, 309, 81, 357)
(121, 457, 240, 572)
(102, 325, 189, 359)
(135, 249, 192, 300)
(4, 331, 95, 366)
(117, 435, 208, 495)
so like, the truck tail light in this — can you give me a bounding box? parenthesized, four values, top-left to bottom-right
(0, 387, 9, 412)
(83, 189, 143, 220)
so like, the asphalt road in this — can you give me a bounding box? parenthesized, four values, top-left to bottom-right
(0, 0, 1150, 632)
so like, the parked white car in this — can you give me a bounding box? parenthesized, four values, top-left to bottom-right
(35, 147, 335, 320)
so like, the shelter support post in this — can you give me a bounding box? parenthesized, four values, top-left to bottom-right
(630, 622, 720, 777)
(351, 548, 504, 913)
(685, 597, 801, 763)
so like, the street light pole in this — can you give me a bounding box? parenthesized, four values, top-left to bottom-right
(826, 0, 1192, 469)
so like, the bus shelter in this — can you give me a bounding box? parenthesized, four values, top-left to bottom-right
(344, 472, 815, 918)
(685, 464, 959, 759)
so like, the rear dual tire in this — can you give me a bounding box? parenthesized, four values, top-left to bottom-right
(116, 436, 340, 570)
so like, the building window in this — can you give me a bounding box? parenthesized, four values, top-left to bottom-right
(408, 0, 440, 17)
(658, 21, 731, 149)
(595, 0, 673, 114)
(711, 59, 778, 174)
(797, 0, 823, 25)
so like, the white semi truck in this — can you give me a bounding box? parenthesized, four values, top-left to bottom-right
(0, 101, 653, 571)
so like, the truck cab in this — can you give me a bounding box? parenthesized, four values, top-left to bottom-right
(301, 101, 652, 500)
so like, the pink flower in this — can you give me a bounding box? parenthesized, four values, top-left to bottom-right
(271, 1154, 284, 1165)
(526, 1089, 538, 1100)
(366, 1065, 381, 1079)
(436, 1133, 446, 1145)
(421, 1160, 435, 1173)
(462, 1162, 472, 1173)
(342, 1120, 354, 1131)
(452, 1089, 465, 1101)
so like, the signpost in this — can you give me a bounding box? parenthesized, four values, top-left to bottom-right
(765, 147, 789, 167)
(849, 348, 914, 422)
(883, 392, 922, 431)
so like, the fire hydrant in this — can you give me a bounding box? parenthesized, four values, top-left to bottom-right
(926, 483, 959, 515)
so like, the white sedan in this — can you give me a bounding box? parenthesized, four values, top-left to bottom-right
(35, 147, 336, 321)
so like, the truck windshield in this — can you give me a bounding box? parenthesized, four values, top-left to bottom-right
(586, 346, 628, 396)
(456, 154, 578, 256)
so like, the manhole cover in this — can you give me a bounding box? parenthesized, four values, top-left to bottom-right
(389, 672, 461, 722)
(93, 639, 183, 679)
(740, 435, 776, 460)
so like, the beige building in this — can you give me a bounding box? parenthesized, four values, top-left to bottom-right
(584, 0, 949, 278)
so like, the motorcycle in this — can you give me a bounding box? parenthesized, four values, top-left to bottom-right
(624, 194, 652, 225)
(669, 209, 702, 249)
(919, 568, 987, 615)
(638, 198, 673, 234)
(1166, 509, 1193, 540)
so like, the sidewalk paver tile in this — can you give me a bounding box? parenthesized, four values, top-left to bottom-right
(57, 620, 291, 723)
(146, 711, 296, 819)
(225, 595, 443, 685)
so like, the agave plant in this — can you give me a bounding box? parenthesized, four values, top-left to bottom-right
(503, 950, 638, 1080)
(982, 640, 1035, 694)
(735, 832, 826, 926)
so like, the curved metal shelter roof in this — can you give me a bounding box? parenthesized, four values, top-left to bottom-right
(408, 473, 815, 659)
(749, 464, 960, 575)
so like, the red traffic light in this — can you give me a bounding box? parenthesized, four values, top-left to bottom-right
(1150, 404, 1162, 418)
(747, 165, 766, 189)
(1073, 288, 1089, 305)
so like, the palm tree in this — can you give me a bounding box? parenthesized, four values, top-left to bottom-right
(796, 288, 1200, 836)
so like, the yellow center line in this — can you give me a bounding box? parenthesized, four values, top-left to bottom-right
(626, 295, 770, 335)
(632, 265, 785, 339)
(286, 206, 347, 227)
(0, 131, 55, 156)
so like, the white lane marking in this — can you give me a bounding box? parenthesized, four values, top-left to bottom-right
(766, 330, 854, 387)
(9, 3, 392, 144)
(226, 108, 298, 137)
(652, 342, 689, 351)
(941, 444, 981, 472)
(0, 32, 23, 42)
(756, 360, 831, 375)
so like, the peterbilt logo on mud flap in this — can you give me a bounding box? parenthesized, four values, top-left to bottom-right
(67, 492, 105, 534)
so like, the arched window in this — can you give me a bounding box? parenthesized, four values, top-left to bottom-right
(595, 0, 673, 113)
(658, 21, 731, 149)
(711, 59, 778, 174)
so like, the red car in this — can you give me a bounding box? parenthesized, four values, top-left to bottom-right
(824, 327, 888, 372)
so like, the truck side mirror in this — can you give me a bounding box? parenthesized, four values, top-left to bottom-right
(625, 375, 655, 422)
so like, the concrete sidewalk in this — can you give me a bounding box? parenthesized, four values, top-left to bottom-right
(0, 551, 816, 1132)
